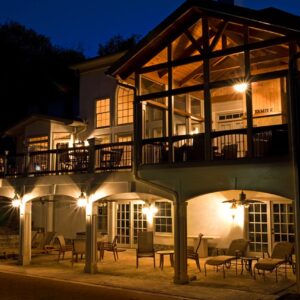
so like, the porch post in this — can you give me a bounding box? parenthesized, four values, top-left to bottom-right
(173, 199, 189, 284)
(45, 196, 54, 232)
(84, 200, 98, 274)
(18, 201, 32, 265)
(108, 202, 117, 241)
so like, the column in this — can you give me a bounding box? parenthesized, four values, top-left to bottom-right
(84, 200, 98, 274)
(18, 201, 32, 266)
(173, 200, 189, 284)
(108, 202, 116, 242)
(45, 196, 54, 232)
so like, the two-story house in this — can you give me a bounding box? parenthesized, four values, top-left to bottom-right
(1, 0, 300, 285)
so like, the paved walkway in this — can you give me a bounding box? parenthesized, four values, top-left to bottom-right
(0, 249, 298, 300)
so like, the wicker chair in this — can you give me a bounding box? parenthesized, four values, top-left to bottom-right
(253, 242, 294, 282)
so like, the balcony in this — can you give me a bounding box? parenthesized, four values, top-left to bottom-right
(0, 141, 133, 178)
(0, 125, 289, 178)
(142, 124, 289, 165)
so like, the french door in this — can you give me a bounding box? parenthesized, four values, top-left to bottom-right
(116, 202, 147, 248)
(248, 202, 294, 255)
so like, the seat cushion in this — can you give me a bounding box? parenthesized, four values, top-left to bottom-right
(255, 258, 285, 271)
(205, 255, 236, 266)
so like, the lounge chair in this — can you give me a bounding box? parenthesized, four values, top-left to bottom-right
(98, 235, 119, 261)
(204, 238, 249, 278)
(136, 231, 155, 268)
(253, 242, 294, 282)
(187, 233, 203, 271)
(31, 231, 56, 255)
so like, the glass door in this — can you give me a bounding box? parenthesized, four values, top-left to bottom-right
(272, 203, 295, 244)
(247, 201, 294, 255)
(117, 202, 147, 248)
(248, 203, 270, 254)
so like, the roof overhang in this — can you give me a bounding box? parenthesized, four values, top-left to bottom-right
(108, 0, 300, 80)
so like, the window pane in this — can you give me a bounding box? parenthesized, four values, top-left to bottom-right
(96, 98, 110, 127)
(117, 86, 134, 125)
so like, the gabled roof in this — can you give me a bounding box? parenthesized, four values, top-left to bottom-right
(70, 51, 127, 73)
(108, 0, 300, 79)
(4, 114, 86, 137)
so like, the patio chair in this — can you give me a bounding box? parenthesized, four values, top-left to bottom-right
(187, 233, 203, 271)
(71, 239, 86, 266)
(57, 143, 72, 171)
(136, 231, 155, 268)
(56, 235, 73, 262)
(98, 235, 119, 261)
(31, 231, 56, 255)
(204, 238, 249, 278)
(100, 148, 123, 169)
(253, 242, 294, 282)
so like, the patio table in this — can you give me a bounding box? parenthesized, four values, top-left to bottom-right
(156, 250, 174, 270)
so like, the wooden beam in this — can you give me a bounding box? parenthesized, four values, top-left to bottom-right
(178, 63, 204, 86)
(210, 21, 228, 52)
(146, 100, 202, 122)
(184, 30, 203, 55)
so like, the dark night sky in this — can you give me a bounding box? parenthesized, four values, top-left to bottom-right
(0, 0, 299, 58)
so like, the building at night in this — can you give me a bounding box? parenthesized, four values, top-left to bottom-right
(1, 0, 300, 284)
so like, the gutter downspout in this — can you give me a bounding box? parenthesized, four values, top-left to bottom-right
(117, 79, 189, 284)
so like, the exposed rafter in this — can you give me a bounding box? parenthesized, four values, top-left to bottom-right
(184, 29, 203, 55)
(209, 21, 228, 51)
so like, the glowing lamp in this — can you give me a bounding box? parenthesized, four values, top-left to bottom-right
(12, 193, 21, 208)
(233, 82, 248, 93)
(77, 192, 87, 207)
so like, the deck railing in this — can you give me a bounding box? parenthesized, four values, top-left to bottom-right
(0, 141, 133, 178)
(142, 124, 289, 164)
(0, 124, 289, 178)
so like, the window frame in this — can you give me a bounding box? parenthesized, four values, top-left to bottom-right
(95, 97, 111, 128)
(154, 200, 173, 234)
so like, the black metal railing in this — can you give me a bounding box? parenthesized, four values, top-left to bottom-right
(142, 124, 289, 165)
(0, 124, 289, 177)
(0, 141, 133, 178)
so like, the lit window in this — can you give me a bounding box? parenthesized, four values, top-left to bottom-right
(96, 98, 110, 128)
(98, 204, 108, 234)
(155, 201, 172, 233)
(117, 87, 134, 125)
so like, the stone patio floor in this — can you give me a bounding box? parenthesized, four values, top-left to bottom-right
(0, 249, 298, 300)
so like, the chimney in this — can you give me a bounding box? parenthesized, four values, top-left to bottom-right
(218, 0, 234, 5)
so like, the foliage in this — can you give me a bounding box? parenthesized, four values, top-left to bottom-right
(0, 22, 85, 136)
(97, 34, 140, 56)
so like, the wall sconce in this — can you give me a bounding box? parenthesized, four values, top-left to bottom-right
(142, 203, 158, 224)
(12, 192, 21, 208)
(77, 191, 87, 207)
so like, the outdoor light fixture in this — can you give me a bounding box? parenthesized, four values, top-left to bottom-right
(77, 191, 87, 207)
(142, 204, 158, 215)
(233, 82, 248, 93)
(12, 192, 21, 208)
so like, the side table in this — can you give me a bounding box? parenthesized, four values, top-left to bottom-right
(240, 256, 259, 276)
(156, 250, 174, 270)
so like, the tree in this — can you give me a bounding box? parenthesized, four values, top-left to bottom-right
(97, 34, 140, 57)
(0, 22, 85, 135)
